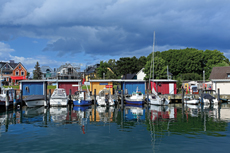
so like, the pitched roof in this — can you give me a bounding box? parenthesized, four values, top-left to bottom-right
(0, 62, 7, 69)
(209, 66, 230, 79)
(9, 63, 18, 69)
(121, 74, 136, 79)
(41, 66, 53, 73)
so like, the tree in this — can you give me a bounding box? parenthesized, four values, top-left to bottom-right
(116, 56, 141, 78)
(143, 55, 167, 80)
(33, 61, 42, 80)
(138, 56, 147, 71)
(203, 49, 228, 79)
(27, 72, 30, 79)
(181, 73, 203, 80)
(96, 61, 109, 79)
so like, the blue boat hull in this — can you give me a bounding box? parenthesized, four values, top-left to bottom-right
(73, 100, 92, 106)
(125, 100, 144, 105)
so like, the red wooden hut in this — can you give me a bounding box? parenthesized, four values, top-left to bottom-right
(151, 79, 177, 94)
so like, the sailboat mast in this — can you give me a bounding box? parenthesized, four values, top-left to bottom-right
(152, 31, 155, 82)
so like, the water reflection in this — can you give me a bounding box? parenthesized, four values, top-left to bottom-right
(0, 103, 229, 135)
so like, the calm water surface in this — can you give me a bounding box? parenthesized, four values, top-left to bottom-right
(0, 103, 230, 153)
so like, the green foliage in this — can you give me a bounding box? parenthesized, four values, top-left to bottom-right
(176, 77, 182, 93)
(143, 56, 167, 80)
(203, 49, 229, 79)
(159, 48, 204, 77)
(116, 56, 145, 77)
(33, 61, 42, 80)
(27, 72, 30, 78)
(3, 85, 19, 89)
(82, 85, 90, 90)
(47, 85, 56, 89)
(96, 61, 110, 79)
(181, 73, 203, 80)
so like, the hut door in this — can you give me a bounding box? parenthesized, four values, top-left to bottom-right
(169, 83, 174, 94)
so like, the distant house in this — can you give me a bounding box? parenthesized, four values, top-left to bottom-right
(0, 60, 27, 85)
(209, 66, 230, 94)
(56, 63, 81, 80)
(136, 68, 146, 80)
(85, 64, 100, 81)
(41, 66, 55, 79)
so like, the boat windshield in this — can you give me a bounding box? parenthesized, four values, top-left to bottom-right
(52, 89, 66, 97)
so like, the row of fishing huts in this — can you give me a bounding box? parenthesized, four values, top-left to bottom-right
(19, 79, 177, 97)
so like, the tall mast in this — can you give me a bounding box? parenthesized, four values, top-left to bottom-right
(152, 31, 155, 82)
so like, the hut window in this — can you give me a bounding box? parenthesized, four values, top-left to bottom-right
(227, 73, 230, 78)
(16, 71, 19, 76)
(19, 66, 21, 69)
(25, 86, 29, 92)
(21, 71, 24, 76)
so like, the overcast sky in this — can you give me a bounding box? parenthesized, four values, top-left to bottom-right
(0, 0, 229, 73)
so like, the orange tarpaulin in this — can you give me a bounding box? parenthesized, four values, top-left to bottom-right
(10, 76, 27, 80)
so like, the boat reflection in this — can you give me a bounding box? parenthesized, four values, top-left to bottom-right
(125, 105, 145, 122)
(96, 106, 114, 123)
(23, 106, 45, 123)
(49, 107, 68, 123)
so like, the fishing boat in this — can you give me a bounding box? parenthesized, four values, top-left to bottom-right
(24, 95, 47, 107)
(73, 91, 92, 106)
(184, 96, 200, 105)
(125, 87, 144, 105)
(200, 93, 218, 104)
(49, 88, 68, 106)
(73, 82, 92, 106)
(184, 99, 200, 105)
(96, 88, 115, 106)
(148, 93, 170, 105)
(0, 88, 18, 106)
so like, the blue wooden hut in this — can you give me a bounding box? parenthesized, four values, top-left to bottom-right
(120, 80, 146, 95)
(19, 80, 48, 96)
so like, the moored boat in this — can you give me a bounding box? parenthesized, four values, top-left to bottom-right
(24, 95, 47, 107)
(49, 88, 69, 106)
(125, 87, 144, 105)
(0, 88, 19, 106)
(96, 88, 115, 106)
(73, 91, 92, 106)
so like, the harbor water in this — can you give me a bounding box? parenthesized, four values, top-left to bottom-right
(0, 103, 230, 153)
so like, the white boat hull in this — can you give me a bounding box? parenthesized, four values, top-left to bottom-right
(25, 100, 46, 107)
(149, 98, 169, 106)
(96, 96, 115, 106)
(50, 98, 68, 106)
(184, 99, 200, 105)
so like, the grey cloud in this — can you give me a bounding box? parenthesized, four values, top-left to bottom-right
(0, 0, 230, 58)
